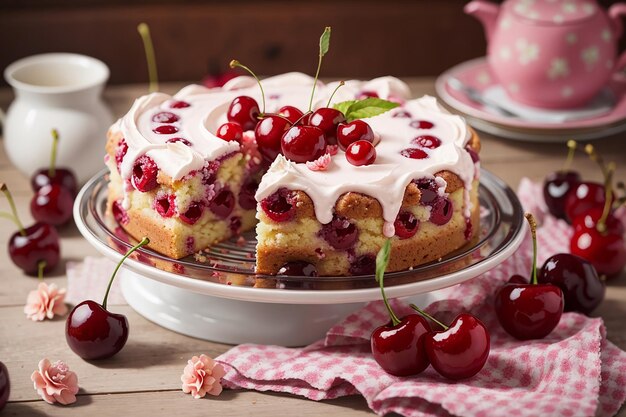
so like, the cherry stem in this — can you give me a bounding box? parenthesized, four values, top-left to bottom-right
(584, 144, 608, 178)
(409, 304, 449, 331)
(230, 59, 265, 116)
(525, 212, 538, 285)
(137, 23, 159, 93)
(562, 140, 577, 172)
(49, 129, 59, 178)
(293, 110, 312, 126)
(0, 183, 26, 236)
(326, 81, 345, 108)
(103, 237, 149, 309)
(597, 162, 615, 234)
(309, 27, 331, 112)
(37, 261, 46, 281)
(259, 113, 291, 125)
(376, 239, 400, 326)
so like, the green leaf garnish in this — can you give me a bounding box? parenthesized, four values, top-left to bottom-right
(334, 98, 399, 122)
(319, 26, 331, 57)
(333, 100, 357, 115)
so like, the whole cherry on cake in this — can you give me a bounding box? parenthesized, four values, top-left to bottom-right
(410, 304, 490, 380)
(0, 361, 8, 411)
(66, 237, 149, 360)
(495, 213, 564, 340)
(30, 129, 78, 197)
(1, 183, 60, 275)
(543, 140, 580, 220)
(569, 163, 626, 278)
(370, 240, 431, 376)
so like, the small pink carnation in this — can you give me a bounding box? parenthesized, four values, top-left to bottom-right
(31, 359, 79, 405)
(24, 282, 68, 321)
(181, 354, 226, 399)
(306, 153, 332, 171)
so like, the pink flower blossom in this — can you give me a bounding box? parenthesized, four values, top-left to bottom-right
(24, 282, 68, 321)
(181, 354, 225, 399)
(31, 359, 79, 405)
(306, 153, 332, 171)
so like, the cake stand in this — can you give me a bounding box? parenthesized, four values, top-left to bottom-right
(74, 169, 525, 346)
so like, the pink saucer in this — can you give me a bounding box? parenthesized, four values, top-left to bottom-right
(436, 57, 626, 132)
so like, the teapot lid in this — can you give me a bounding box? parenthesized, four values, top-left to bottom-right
(507, 0, 598, 25)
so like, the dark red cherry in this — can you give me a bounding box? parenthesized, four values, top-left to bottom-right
(543, 171, 581, 219)
(345, 140, 376, 166)
(337, 120, 375, 150)
(229, 216, 242, 234)
(572, 206, 625, 235)
(466, 146, 480, 163)
(278, 106, 304, 124)
(539, 253, 605, 315)
(430, 197, 453, 225)
(424, 313, 490, 380)
(31, 168, 78, 198)
(30, 184, 74, 226)
(66, 300, 129, 360)
(281, 125, 327, 163)
(400, 148, 428, 160)
(227, 96, 260, 130)
(180, 201, 204, 225)
(208, 188, 235, 219)
(411, 135, 441, 149)
(155, 194, 176, 218)
(358, 91, 379, 99)
(319, 216, 358, 250)
(255, 115, 290, 162)
(277, 261, 318, 277)
(349, 254, 376, 275)
(0, 361, 9, 411)
(238, 178, 259, 210)
(394, 211, 419, 239)
(170, 100, 190, 109)
(308, 108, 346, 145)
(115, 139, 128, 173)
(415, 178, 439, 205)
(564, 182, 610, 223)
(153, 125, 179, 135)
(410, 120, 434, 129)
(151, 111, 179, 123)
(111, 200, 129, 225)
(260, 188, 295, 222)
(216, 122, 244, 143)
(66, 238, 149, 360)
(166, 137, 192, 146)
(131, 155, 159, 192)
(9, 222, 60, 275)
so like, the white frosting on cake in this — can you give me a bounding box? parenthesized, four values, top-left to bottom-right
(110, 73, 476, 229)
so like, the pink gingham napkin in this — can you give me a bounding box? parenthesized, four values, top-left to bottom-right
(66, 256, 126, 306)
(216, 179, 626, 417)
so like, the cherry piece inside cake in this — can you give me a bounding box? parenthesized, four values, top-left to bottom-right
(105, 73, 480, 282)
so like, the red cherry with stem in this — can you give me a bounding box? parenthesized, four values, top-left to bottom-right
(131, 155, 159, 192)
(281, 125, 327, 163)
(411, 305, 490, 380)
(308, 107, 346, 145)
(371, 240, 431, 376)
(0, 361, 9, 411)
(216, 122, 243, 143)
(66, 237, 149, 360)
(30, 184, 74, 226)
(345, 140, 376, 166)
(255, 115, 290, 162)
(495, 213, 564, 340)
(226, 96, 260, 130)
(539, 253, 605, 315)
(337, 120, 375, 150)
(278, 106, 304, 124)
(30, 129, 78, 197)
(543, 140, 581, 219)
(1, 183, 60, 274)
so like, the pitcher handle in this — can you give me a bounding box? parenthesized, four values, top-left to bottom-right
(609, 4, 626, 96)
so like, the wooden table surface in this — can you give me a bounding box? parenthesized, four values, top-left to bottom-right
(0, 79, 625, 417)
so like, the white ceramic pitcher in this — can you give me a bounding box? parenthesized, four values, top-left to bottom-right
(2, 53, 114, 184)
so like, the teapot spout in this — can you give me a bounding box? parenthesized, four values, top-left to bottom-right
(464, 0, 500, 43)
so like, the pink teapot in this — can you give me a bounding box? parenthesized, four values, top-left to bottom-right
(465, 0, 626, 109)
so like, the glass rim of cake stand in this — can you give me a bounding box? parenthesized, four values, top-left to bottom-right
(75, 169, 524, 292)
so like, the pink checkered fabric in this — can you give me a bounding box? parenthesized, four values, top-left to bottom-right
(217, 179, 626, 417)
(66, 256, 125, 306)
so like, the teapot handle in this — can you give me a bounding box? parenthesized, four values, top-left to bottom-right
(609, 4, 626, 96)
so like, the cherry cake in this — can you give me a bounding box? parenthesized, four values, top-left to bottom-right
(105, 73, 480, 279)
